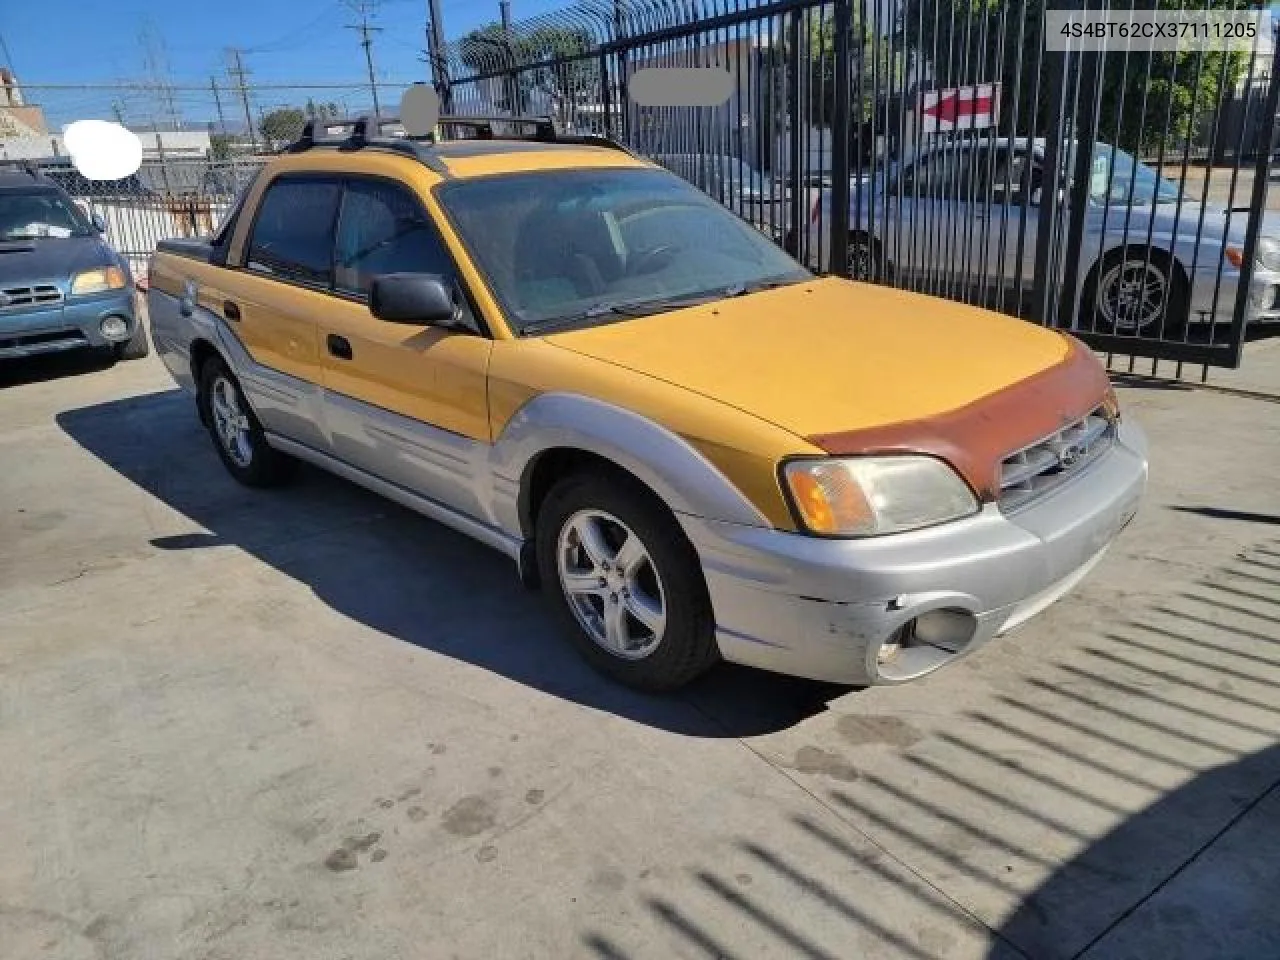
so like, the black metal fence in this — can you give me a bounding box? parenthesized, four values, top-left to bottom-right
(446, 0, 1279, 376)
(34, 157, 263, 280)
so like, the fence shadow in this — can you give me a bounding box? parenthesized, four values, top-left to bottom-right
(581, 539, 1280, 958)
(0, 348, 117, 389)
(56, 388, 847, 738)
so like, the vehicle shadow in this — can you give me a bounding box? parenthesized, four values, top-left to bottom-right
(56, 389, 849, 738)
(0, 348, 117, 388)
(578, 539, 1280, 958)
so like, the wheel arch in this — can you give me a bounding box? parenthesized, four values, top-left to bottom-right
(519, 448, 658, 539)
(189, 337, 226, 426)
(491, 392, 770, 541)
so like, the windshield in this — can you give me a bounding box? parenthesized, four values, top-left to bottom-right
(0, 187, 94, 240)
(436, 168, 808, 334)
(1088, 144, 1180, 206)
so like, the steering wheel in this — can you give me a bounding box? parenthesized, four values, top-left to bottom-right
(627, 244, 679, 277)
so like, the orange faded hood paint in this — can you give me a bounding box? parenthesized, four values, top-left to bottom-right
(544, 276, 1072, 438)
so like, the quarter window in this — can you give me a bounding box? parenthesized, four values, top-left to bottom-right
(334, 179, 457, 296)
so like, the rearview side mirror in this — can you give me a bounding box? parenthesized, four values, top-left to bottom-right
(369, 273, 463, 328)
(91, 212, 107, 233)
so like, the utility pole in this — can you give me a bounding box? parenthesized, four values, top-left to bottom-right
(227, 48, 257, 153)
(345, 1, 383, 119)
(426, 0, 451, 112)
(210, 76, 227, 134)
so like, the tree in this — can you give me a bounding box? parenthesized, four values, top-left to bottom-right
(258, 107, 307, 146)
(209, 133, 236, 162)
(305, 98, 342, 123)
(900, 0, 1250, 154)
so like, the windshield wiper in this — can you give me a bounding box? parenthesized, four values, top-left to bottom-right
(521, 293, 725, 335)
(720, 276, 806, 298)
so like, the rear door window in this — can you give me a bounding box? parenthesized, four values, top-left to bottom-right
(245, 177, 341, 287)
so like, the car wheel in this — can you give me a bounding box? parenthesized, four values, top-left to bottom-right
(197, 357, 296, 487)
(113, 319, 151, 361)
(1082, 250, 1187, 336)
(536, 470, 718, 691)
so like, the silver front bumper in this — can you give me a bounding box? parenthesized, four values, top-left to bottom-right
(681, 419, 1148, 686)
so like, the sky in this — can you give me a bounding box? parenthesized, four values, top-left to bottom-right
(0, 0, 565, 129)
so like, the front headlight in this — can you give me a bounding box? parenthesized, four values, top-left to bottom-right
(781, 456, 979, 537)
(1256, 237, 1280, 272)
(70, 266, 126, 296)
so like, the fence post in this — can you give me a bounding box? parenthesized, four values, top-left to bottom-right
(829, 0, 853, 277)
(1228, 40, 1280, 367)
(787, 11, 803, 253)
(1058, 22, 1102, 331)
(1031, 1, 1075, 325)
(600, 50, 612, 137)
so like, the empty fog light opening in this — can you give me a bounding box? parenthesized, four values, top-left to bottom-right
(100, 316, 129, 339)
(876, 608, 978, 682)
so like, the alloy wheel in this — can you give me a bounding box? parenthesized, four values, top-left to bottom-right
(555, 509, 667, 660)
(209, 375, 253, 468)
(1098, 259, 1169, 333)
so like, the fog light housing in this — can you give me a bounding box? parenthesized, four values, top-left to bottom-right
(877, 622, 914, 664)
(100, 315, 129, 339)
(1249, 283, 1277, 310)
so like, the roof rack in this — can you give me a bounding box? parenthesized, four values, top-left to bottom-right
(282, 113, 635, 176)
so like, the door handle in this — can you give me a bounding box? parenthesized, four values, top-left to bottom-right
(223, 300, 241, 322)
(327, 333, 353, 360)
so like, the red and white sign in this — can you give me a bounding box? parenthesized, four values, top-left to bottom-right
(919, 83, 1001, 134)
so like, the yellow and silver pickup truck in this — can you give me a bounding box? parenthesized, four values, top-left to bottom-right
(147, 117, 1147, 691)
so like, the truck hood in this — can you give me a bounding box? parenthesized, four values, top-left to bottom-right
(0, 236, 115, 288)
(545, 276, 1071, 438)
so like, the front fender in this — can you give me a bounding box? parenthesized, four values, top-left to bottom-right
(488, 392, 771, 536)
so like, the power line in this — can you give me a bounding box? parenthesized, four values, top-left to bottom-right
(18, 81, 411, 92)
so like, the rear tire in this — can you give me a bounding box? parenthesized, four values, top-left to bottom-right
(536, 470, 718, 691)
(197, 356, 296, 487)
(113, 320, 150, 360)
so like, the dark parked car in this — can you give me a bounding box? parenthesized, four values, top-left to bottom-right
(0, 164, 147, 361)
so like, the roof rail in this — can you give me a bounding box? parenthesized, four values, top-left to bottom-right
(281, 112, 634, 174)
(435, 114, 558, 142)
(0, 159, 42, 179)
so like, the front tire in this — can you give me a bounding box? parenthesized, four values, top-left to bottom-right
(536, 470, 717, 691)
(113, 319, 150, 360)
(197, 357, 296, 487)
(1081, 249, 1187, 336)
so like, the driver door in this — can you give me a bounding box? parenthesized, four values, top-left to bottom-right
(319, 176, 493, 515)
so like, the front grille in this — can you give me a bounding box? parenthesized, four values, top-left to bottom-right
(0, 284, 63, 310)
(999, 407, 1116, 511)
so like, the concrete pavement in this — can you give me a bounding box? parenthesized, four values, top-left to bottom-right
(1, 345, 1278, 959)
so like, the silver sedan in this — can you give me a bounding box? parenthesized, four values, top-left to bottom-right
(797, 138, 1280, 334)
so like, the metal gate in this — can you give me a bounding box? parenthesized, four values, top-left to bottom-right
(445, 0, 1278, 377)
